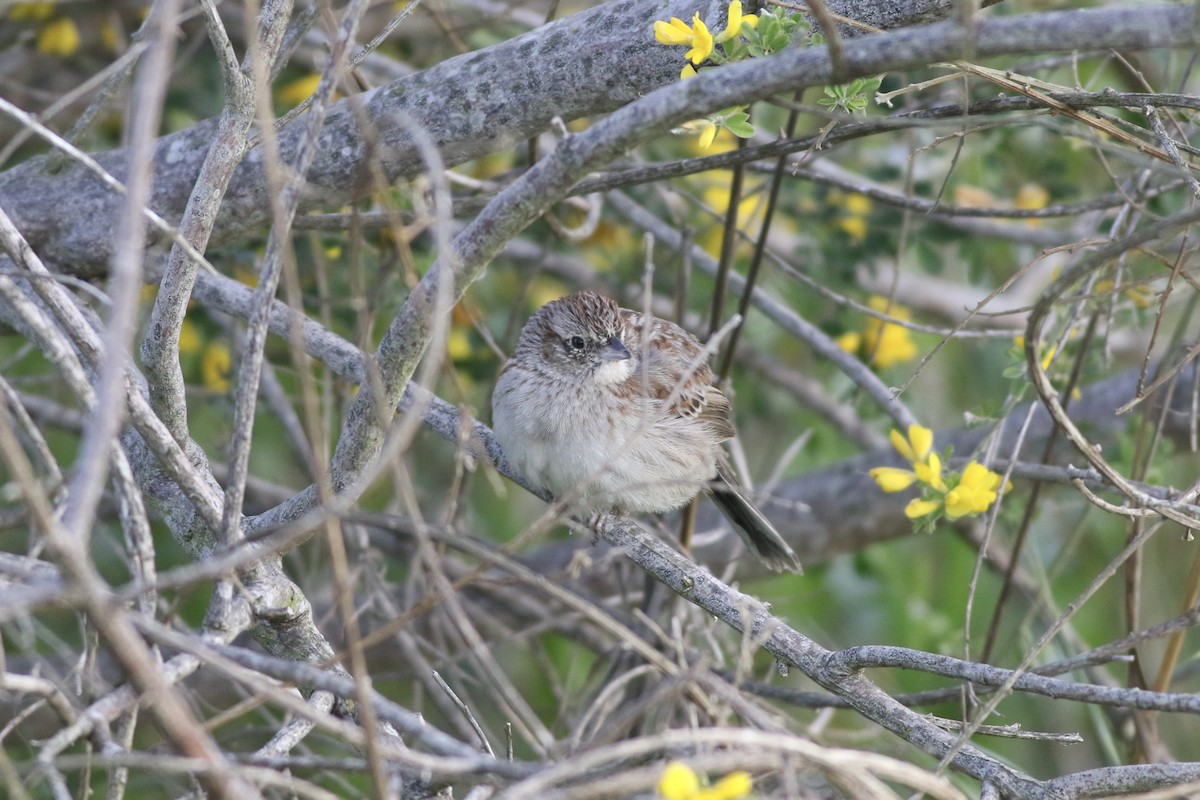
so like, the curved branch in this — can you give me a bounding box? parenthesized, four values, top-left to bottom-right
(0, 0, 951, 276)
(247, 3, 1200, 531)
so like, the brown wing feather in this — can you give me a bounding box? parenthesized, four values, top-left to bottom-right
(617, 312, 733, 438)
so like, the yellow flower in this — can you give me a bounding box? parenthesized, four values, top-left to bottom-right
(178, 319, 202, 357)
(843, 192, 872, 216)
(697, 177, 765, 254)
(700, 179, 759, 217)
(867, 295, 906, 317)
(658, 762, 700, 800)
(869, 318, 917, 367)
(201, 342, 232, 393)
(1124, 286, 1154, 309)
(869, 466, 918, 493)
(871, 426, 942, 494)
(1014, 183, 1048, 211)
(100, 18, 119, 54)
(878, 428, 1013, 525)
(698, 121, 718, 150)
(890, 424, 934, 466)
(654, 16, 696, 46)
(953, 184, 997, 209)
(944, 461, 1005, 519)
(1095, 279, 1155, 310)
(277, 73, 322, 106)
(905, 497, 943, 518)
(685, 15, 713, 65)
(705, 771, 753, 800)
(657, 11, 710, 66)
(852, 296, 917, 368)
(656, 762, 752, 800)
(1014, 336, 1056, 372)
(836, 214, 867, 243)
(715, 0, 756, 43)
(447, 327, 471, 362)
(1015, 182, 1048, 227)
(653, 10, 715, 66)
(836, 330, 862, 354)
(687, 119, 739, 155)
(8, 3, 54, 21)
(913, 451, 946, 492)
(37, 17, 80, 57)
(1038, 344, 1056, 371)
(656, 1, 755, 74)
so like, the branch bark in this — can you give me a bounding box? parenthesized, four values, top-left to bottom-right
(0, 0, 1038, 277)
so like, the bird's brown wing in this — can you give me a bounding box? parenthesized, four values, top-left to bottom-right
(619, 310, 802, 573)
(621, 312, 735, 439)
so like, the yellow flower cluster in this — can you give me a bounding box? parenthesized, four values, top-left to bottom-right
(37, 17, 79, 56)
(870, 425, 1009, 522)
(834, 191, 871, 242)
(941, 461, 1008, 519)
(954, 182, 1049, 227)
(654, 0, 757, 79)
(1014, 183, 1049, 215)
(277, 74, 322, 106)
(658, 762, 752, 800)
(1012, 335, 1057, 372)
(836, 296, 918, 369)
(201, 342, 232, 393)
(179, 318, 202, 357)
(654, 13, 713, 74)
(7, 2, 54, 21)
(9, 4, 81, 57)
(653, 1, 760, 149)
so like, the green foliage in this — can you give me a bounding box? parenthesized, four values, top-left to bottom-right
(4, 2, 1200, 796)
(735, 9, 810, 57)
(818, 76, 885, 114)
(720, 108, 755, 138)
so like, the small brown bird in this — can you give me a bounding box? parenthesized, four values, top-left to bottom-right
(491, 291, 802, 573)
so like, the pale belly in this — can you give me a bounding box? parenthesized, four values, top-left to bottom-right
(493, 370, 718, 515)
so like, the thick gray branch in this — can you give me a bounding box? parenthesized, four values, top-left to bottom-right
(0, 0, 959, 276)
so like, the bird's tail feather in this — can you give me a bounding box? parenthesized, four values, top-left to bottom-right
(710, 470, 803, 574)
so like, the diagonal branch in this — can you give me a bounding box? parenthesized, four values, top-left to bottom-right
(0, 0, 971, 276)
(255, 3, 1200, 531)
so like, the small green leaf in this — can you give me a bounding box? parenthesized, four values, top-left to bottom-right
(726, 119, 756, 138)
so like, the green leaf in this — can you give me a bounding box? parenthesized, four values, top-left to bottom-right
(726, 118, 756, 138)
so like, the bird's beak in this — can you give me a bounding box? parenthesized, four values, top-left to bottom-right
(599, 336, 631, 361)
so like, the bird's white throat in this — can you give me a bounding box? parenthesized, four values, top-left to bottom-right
(593, 357, 634, 386)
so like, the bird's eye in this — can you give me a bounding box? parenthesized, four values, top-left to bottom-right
(569, 336, 586, 350)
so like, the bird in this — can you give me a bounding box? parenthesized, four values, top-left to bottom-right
(491, 291, 802, 573)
